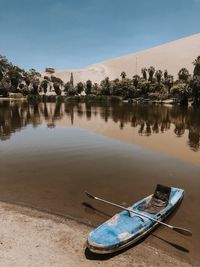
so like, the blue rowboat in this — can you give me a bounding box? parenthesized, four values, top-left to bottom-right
(87, 184, 184, 254)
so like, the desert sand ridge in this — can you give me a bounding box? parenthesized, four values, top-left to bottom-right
(43, 33, 200, 84)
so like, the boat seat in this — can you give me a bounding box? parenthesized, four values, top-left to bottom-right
(138, 184, 171, 214)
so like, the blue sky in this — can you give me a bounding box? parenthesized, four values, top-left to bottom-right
(0, 0, 200, 71)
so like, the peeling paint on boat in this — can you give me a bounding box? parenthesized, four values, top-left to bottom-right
(107, 214, 119, 226)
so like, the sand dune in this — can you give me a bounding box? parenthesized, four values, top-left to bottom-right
(43, 33, 200, 84)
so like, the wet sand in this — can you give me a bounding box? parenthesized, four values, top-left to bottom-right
(0, 201, 192, 267)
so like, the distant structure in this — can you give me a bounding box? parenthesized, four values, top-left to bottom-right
(45, 67, 55, 74)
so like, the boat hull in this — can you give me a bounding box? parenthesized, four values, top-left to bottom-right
(87, 187, 184, 254)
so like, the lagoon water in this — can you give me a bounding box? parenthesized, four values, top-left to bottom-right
(0, 100, 200, 265)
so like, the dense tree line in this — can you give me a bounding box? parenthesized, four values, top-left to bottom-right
(0, 54, 200, 105)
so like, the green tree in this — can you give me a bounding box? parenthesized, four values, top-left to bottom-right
(41, 79, 48, 94)
(191, 76, 200, 105)
(171, 82, 189, 104)
(178, 68, 190, 82)
(51, 76, 63, 85)
(164, 70, 168, 79)
(29, 69, 41, 77)
(92, 83, 99, 95)
(164, 75, 174, 94)
(193, 56, 200, 77)
(0, 55, 10, 73)
(76, 82, 84, 94)
(120, 71, 127, 79)
(111, 79, 121, 96)
(138, 80, 150, 95)
(31, 79, 40, 95)
(8, 66, 23, 91)
(64, 82, 71, 94)
(0, 77, 10, 97)
(141, 68, 147, 80)
(191, 55, 200, 104)
(118, 77, 132, 98)
(53, 82, 61, 96)
(132, 75, 140, 87)
(155, 70, 162, 83)
(148, 66, 155, 83)
(101, 77, 110, 95)
(85, 80, 92, 95)
(0, 69, 3, 81)
(24, 76, 31, 87)
(0, 77, 10, 88)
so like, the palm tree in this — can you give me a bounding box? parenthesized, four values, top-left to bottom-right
(101, 77, 110, 95)
(85, 80, 92, 95)
(141, 68, 147, 80)
(53, 82, 61, 96)
(191, 56, 200, 105)
(120, 72, 126, 79)
(0, 69, 3, 81)
(76, 82, 84, 94)
(51, 76, 63, 85)
(41, 79, 48, 94)
(178, 68, 190, 82)
(31, 79, 40, 95)
(92, 83, 99, 95)
(148, 66, 155, 82)
(191, 76, 200, 105)
(155, 70, 162, 83)
(111, 79, 120, 96)
(29, 69, 41, 78)
(0, 77, 10, 97)
(0, 54, 10, 74)
(24, 76, 31, 87)
(132, 75, 140, 87)
(166, 75, 174, 94)
(193, 56, 200, 77)
(8, 66, 23, 92)
(164, 70, 168, 79)
(64, 82, 71, 93)
(0, 77, 10, 89)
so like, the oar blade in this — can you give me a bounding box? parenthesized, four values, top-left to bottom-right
(173, 227, 192, 236)
(85, 191, 96, 200)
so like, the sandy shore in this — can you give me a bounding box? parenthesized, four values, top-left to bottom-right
(0, 201, 193, 267)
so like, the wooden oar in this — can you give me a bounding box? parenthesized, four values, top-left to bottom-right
(85, 191, 192, 237)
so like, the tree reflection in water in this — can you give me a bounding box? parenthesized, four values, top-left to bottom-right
(0, 101, 199, 151)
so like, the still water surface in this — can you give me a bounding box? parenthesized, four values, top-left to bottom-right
(0, 100, 200, 265)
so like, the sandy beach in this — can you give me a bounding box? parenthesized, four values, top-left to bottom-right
(0, 201, 193, 267)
